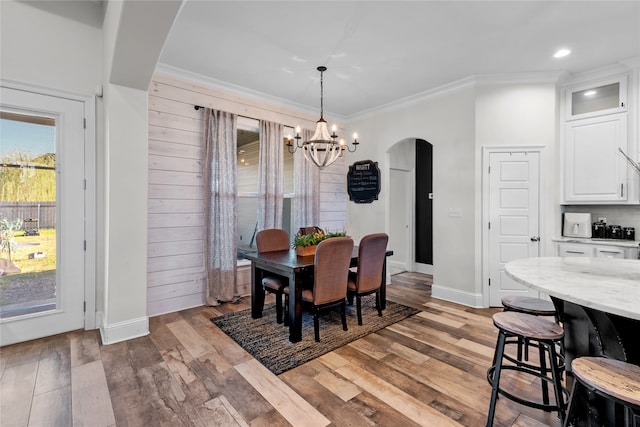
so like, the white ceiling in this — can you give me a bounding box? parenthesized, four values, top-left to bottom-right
(159, 1, 640, 118)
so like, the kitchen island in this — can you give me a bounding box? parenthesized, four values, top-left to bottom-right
(505, 257, 640, 426)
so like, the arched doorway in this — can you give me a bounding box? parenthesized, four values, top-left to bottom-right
(387, 138, 433, 275)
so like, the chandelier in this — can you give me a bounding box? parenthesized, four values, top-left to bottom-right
(287, 66, 359, 168)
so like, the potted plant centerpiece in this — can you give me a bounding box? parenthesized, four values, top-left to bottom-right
(294, 228, 348, 256)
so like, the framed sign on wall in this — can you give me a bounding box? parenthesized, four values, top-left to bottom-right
(347, 160, 380, 203)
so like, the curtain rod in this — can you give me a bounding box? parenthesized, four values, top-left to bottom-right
(194, 105, 204, 110)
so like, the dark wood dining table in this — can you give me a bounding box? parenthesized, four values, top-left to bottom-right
(245, 246, 393, 343)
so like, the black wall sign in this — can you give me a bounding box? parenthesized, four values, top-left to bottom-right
(347, 160, 380, 204)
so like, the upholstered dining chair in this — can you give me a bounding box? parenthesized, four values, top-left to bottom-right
(255, 229, 290, 323)
(284, 237, 354, 342)
(297, 226, 323, 236)
(347, 233, 389, 325)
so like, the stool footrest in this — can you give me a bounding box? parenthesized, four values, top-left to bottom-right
(487, 365, 568, 412)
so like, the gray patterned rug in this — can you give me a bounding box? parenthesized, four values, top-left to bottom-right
(211, 298, 419, 375)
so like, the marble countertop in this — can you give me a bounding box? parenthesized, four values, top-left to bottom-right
(505, 257, 640, 321)
(553, 237, 639, 248)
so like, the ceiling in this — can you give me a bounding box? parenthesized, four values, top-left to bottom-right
(159, 1, 640, 118)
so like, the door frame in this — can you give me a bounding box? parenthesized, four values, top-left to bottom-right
(481, 145, 548, 308)
(1, 79, 96, 331)
(386, 165, 414, 274)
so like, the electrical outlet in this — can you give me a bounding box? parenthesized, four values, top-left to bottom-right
(598, 217, 607, 223)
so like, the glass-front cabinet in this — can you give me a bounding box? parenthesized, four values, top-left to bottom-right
(565, 75, 627, 120)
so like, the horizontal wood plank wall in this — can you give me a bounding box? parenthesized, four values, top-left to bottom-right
(147, 73, 347, 316)
(148, 86, 206, 317)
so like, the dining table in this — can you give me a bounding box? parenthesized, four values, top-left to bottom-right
(505, 256, 640, 426)
(246, 246, 393, 343)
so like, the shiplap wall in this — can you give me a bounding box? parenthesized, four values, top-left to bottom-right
(147, 73, 347, 316)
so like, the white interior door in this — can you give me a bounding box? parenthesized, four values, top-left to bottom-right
(388, 168, 411, 274)
(1, 86, 86, 345)
(488, 151, 540, 306)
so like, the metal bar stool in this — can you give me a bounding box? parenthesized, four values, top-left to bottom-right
(487, 311, 567, 427)
(501, 295, 558, 362)
(564, 357, 640, 427)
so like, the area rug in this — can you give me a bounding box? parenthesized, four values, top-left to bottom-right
(211, 298, 419, 375)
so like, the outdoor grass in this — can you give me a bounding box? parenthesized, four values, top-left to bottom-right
(0, 229, 56, 306)
(12, 228, 56, 273)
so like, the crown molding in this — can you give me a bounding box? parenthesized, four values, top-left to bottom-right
(154, 62, 348, 122)
(348, 71, 563, 122)
(347, 76, 477, 122)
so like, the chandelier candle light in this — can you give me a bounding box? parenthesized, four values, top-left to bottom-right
(287, 66, 359, 168)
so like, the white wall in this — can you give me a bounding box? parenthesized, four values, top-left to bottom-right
(475, 82, 560, 262)
(348, 78, 561, 307)
(348, 84, 477, 301)
(0, 1, 103, 95)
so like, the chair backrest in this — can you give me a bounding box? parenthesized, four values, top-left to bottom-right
(313, 237, 354, 305)
(355, 233, 389, 293)
(297, 226, 323, 236)
(256, 229, 290, 253)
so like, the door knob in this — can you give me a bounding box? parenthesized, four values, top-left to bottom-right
(530, 236, 540, 242)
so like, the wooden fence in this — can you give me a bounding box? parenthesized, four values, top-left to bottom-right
(0, 202, 56, 229)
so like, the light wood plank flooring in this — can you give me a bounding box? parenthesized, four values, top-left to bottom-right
(0, 273, 564, 426)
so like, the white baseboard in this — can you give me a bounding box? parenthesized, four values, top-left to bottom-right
(431, 284, 484, 308)
(99, 315, 149, 345)
(414, 263, 433, 275)
(388, 260, 407, 276)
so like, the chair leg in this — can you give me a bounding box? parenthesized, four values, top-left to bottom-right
(314, 310, 320, 342)
(375, 291, 382, 317)
(548, 343, 566, 422)
(487, 331, 507, 427)
(275, 292, 283, 324)
(283, 295, 289, 326)
(539, 341, 550, 406)
(563, 379, 579, 427)
(356, 296, 363, 326)
(347, 292, 354, 305)
(341, 301, 348, 331)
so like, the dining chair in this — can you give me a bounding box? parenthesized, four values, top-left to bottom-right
(347, 233, 389, 325)
(255, 229, 290, 323)
(297, 226, 323, 236)
(284, 236, 354, 342)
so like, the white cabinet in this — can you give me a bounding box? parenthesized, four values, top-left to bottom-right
(563, 113, 628, 203)
(595, 246, 626, 259)
(556, 241, 639, 259)
(558, 243, 594, 257)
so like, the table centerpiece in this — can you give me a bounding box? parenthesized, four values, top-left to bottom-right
(294, 228, 348, 256)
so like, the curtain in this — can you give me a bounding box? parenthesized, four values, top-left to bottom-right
(293, 128, 320, 233)
(257, 120, 284, 230)
(204, 108, 238, 305)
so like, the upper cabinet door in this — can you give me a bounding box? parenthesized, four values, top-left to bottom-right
(563, 113, 628, 203)
(565, 75, 627, 121)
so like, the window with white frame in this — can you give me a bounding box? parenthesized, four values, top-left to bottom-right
(236, 118, 294, 258)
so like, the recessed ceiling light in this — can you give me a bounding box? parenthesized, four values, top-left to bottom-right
(584, 90, 597, 97)
(554, 49, 571, 58)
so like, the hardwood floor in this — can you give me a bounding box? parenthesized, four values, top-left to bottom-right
(0, 273, 564, 426)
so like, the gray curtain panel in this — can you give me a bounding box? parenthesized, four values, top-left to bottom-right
(257, 120, 284, 230)
(294, 128, 320, 232)
(204, 108, 238, 305)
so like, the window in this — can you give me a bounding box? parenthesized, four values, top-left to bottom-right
(236, 119, 294, 259)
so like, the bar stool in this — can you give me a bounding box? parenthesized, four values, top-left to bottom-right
(564, 357, 640, 427)
(487, 311, 566, 426)
(501, 296, 558, 362)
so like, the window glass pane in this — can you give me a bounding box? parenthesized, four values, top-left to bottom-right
(571, 82, 620, 116)
(237, 197, 258, 259)
(237, 129, 259, 193)
(0, 112, 57, 318)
